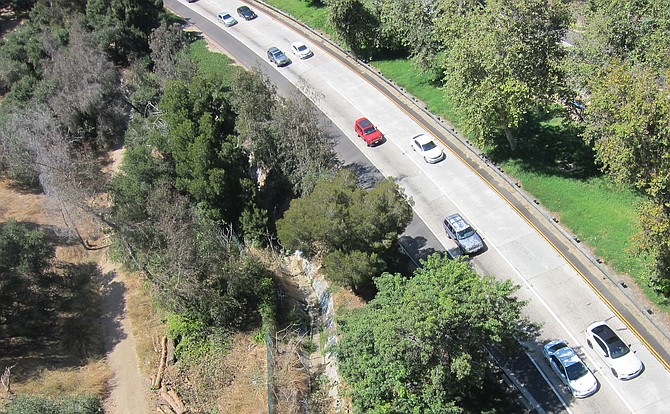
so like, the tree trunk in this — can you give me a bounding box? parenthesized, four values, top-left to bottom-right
(503, 126, 517, 152)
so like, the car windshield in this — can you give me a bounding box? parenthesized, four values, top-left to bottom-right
(363, 126, 376, 134)
(565, 361, 589, 381)
(421, 141, 437, 151)
(607, 338, 630, 359)
(457, 228, 475, 239)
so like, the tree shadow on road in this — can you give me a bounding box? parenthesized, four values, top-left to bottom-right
(100, 270, 128, 353)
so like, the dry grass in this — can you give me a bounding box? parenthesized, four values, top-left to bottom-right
(10, 359, 111, 397)
(120, 269, 166, 379)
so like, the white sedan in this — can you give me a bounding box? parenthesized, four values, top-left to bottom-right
(586, 321, 643, 380)
(543, 340, 599, 398)
(290, 41, 313, 59)
(410, 134, 445, 163)
(217, 12, 237, 27)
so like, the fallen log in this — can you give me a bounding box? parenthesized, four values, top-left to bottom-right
(153, 336, 168, 389)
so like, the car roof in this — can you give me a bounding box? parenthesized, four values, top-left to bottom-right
(219, 12, 231, 17)
(268, 47, 280, 53)
(238, 5, 250, 10)
(412, 133, 433, 145)
(445, 213, 471, 232)
(545, 340, 581, 365)
(357, 118, 372, 127)
(555, 346, 581, 366)
(292, 41, 306, 47)
(591, 323, 622, 344)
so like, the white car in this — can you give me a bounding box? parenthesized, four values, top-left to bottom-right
(290, 41, 313, 59)
(586, 321, 643, 380)
(410, 134, 445, 163)
(543, 340, 599, 398)
(217, 12, 237, 27)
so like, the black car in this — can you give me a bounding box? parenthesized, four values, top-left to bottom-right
(237, 5, 257, 20)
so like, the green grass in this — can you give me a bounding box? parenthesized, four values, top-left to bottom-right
(241, 0, 669, 311)
(372, 58, 465, 128)
(502, 162, 645, 273)
(263, 0, 333, 34)
(189, 39, 241, 82)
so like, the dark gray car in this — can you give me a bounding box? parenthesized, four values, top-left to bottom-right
(267, 47, 290, 67)
(237, 5, 257, 20)
(443, 213, 484, 255)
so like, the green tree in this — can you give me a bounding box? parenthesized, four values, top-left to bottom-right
(159, 74, 251, 222)
(149, 22, 196, 87)
(1, 394, 103, 414)
(0, 220, 55, 338)
(335, 254, 530, 413)
(583, 63, 670, 292)
(276, 170, 412, 291)
(328, 0, 380, 57)
(442, 0, 570, 151)
(85, 0, 163, 63)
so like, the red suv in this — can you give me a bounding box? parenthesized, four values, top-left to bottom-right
(354, 117, 383, 146)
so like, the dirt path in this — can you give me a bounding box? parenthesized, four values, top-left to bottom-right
(101, 258, 151, 414)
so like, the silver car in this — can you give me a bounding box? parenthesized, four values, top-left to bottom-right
(217, 12, 237, 27)
(543, 340, 599, 398)
(442, 213, 484, 255)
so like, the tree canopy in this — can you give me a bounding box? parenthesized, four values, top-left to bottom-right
(442, 0, 570, 151)
(335, 254, 530, 413)
(276, 169, 413, 291)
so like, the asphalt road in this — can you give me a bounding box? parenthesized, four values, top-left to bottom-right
(165, 1, 670, 412)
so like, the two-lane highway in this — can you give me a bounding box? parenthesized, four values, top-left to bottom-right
(165, 1, 670, 412)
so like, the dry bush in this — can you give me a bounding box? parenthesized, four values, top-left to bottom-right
(272, 340, 310, 414)
(10, 359, 111, 397)
(166, 333, 268, 413)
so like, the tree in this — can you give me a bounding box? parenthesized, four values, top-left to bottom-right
(231, 69, 337, 198)
(1, 394, 103, 414)
(85, 0, 163, 63)
(0, 220, 55, 339)
(328, 0, 380, 58)
(276, 170, 412, 291)
(270, 92, 338, 195)
(583, 63, 670, 292)
(159, 74, 251, 223)
(442, 0, 570, 151)
(149, 22, 196, 87)
(42, 22, 126, 149)
(335, 254, 531, 413)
